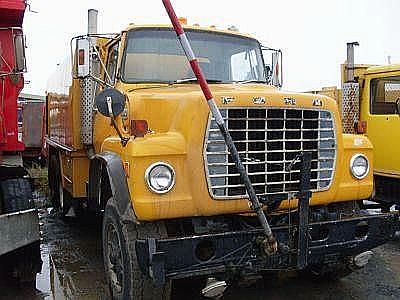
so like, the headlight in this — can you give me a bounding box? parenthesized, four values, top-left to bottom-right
(350, 154, 369, 179)
(145, 162, 175, 194)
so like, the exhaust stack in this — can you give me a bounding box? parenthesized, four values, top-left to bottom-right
(88, 9, 98, 36)
(346, 42, 359, 82)
(341, 42, 360, 134)
(80, 9, 98, 147)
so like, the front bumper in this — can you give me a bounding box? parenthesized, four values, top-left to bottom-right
(136, 213, 399, 285)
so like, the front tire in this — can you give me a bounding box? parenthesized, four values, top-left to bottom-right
(48, 153, 60, 209)
(102, 200, 171, 300)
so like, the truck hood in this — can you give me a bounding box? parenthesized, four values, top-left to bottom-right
(122, 83, 340, 134)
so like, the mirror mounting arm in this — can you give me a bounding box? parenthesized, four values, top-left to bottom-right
(106, 96, 130, 147)
(89, 75, 113, 88)
(92, 45, 114, 85)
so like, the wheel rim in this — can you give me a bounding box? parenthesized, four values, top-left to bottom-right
(106, 222, 124, 294)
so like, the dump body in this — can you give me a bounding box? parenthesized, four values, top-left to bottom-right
(0, 0, 28, 153)
(0, 29, 24, 152)
(0, 0, 41, 281)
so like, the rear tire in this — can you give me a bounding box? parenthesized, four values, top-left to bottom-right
(1, 178, 33, 213)
(58, 179, 72, 216)
(48, 153, 61, 209)
(48, 152, 71, 216)
(102, 200, 171, 300)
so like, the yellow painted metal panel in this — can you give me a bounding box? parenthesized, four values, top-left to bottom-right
(99, 84, 373, 221)
(360, 70, 400, 179)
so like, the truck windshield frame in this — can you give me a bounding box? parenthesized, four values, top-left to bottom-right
(120, 28, 267, 84)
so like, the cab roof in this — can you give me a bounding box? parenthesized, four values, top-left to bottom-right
(365, 64, 400, 75)
(124, 24, 256, 40)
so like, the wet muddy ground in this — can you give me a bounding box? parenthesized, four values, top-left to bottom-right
(1, 208, 399, 300)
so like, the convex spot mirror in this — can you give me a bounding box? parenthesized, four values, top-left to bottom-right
(95, 88, 126, 117)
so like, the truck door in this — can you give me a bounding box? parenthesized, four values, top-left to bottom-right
(364, 74, 400, 177)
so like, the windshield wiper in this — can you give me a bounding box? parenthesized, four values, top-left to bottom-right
(235, 79, 267, 84)
(174, 77, 222, 84)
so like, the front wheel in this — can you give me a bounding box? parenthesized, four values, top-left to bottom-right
(102, 200, 171, 300)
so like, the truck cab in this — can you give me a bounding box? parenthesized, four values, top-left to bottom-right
(46, 12, 399, 300)
(312, 43, 400, 208)
(359, 65, 400, 205)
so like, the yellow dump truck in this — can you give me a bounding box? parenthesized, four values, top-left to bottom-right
(311, 42, 400, 209)
(46, 11, 399, 300)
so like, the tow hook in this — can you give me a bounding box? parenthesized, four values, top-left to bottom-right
(352, 250, 374, 268)
(201, 277, 227, 299)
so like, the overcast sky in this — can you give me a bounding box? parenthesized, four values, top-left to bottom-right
(22, 0, 400, 95)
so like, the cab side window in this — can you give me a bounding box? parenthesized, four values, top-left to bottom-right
(370, 76, 400, 114)
(106, 43, 119, 85)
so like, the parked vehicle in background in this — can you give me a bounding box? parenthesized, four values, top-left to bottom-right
(0, 0, 42, 285)
(46, 7, 399, 300)
(310, 43, 400, 210)
(18, 92, 46, 166)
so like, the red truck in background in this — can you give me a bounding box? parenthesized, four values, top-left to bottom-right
(0, 0, 41, 285)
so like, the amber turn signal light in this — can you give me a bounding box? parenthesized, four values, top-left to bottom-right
(78, 49, 85, 65)
(354, 120, 367, 134)
(130, 120, 148, 137)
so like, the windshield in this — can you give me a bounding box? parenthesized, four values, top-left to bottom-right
(121, 28, 266, 83)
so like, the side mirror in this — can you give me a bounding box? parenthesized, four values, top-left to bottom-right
(271, 51, 282, 88)
(76, 38, 90, 78)
(14, 33, 26, 72)
(95, 88, 126, 118)
(261, 46, 283, 88)
(95, 88, 130, 146)
(396, 98, 400, 115)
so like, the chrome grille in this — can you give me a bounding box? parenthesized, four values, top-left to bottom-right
(204, 108, 336, 199)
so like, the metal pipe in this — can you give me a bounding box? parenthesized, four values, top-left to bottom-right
(88, 9, 98, 35)
(161, 0, 277, 255)
(79, 9, 99, 147)
(346, 42, 359, 82)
